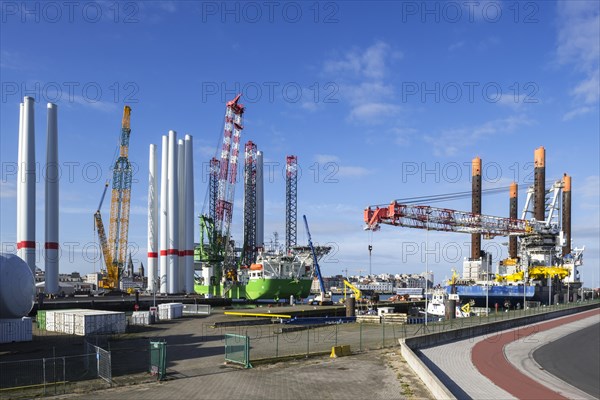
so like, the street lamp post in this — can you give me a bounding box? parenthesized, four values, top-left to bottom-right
(523, 269, 527, 315)
(153, 277, 159, 308)
(424, 210, 431, 327)
(548, 276, 552, 306)
(368, 245, 373, 277)
(485, 258, 489, 316)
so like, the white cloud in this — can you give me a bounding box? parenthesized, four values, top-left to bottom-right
(159, 1, 178, 13)
(323, 42, 407, 127)
(60, 206, 93, 214)
(342, 81, 399, 124)
(312, 155, 372, 179)
(301, 101, 318, 112)
(314, 154, 340, 164)
(338, 166, 372, 178)
(424, 115, 535, 156)
(324, 41, 401, 80)
(448, 41, 465, 52)
(579, 175, 599, 199)
(344, 81, 395, 103)
(562, 106, 594, 121)
(556, 1, 600, 117)
(389, 127, 416, 146)
(0, 50, 26, 70)
(348, 102, 402, 123)
(496, 93, 535, 110)
(571, 69, 599, 104)
(0, 181, 16, 198)
(63, 95, 118, 113)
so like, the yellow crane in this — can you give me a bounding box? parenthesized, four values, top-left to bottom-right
(342, 279, 362, 301)
(95, 106, 132, 290)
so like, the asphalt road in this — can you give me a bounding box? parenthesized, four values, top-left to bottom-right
(533, 322, 600, 398)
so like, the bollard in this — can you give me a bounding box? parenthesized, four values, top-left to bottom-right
(359, 323, 363, 352)
(446, 299, 456, 320)
(345, 297, 356, 317)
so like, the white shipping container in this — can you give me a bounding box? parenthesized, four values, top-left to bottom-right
(73, 311, 126, 336)
(44, 309, 125, 336)
(130, 311, 151, 325)
(45, 309, 88, 333)
(158, 303, 183, 320)
(0, 317, 33, 343)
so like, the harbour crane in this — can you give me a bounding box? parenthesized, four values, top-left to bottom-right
(304, 215, 332, 305)
(94, 106, 133, 290)
(215, 94, 245, 251)
(195, 95, 245, 291)
(342, 279, 362, 301)
(364, 202, 545, 237)
(363, 178, 573, 282)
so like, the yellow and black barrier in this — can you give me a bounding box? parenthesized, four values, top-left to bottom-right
(330, 345, 352, 358)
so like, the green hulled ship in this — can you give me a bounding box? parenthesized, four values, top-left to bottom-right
(194, 245, 330, 300)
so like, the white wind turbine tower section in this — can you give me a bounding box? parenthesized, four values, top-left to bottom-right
(16, 102, 23, 257)
(44, 103, 59, 295)
(17, 96, 36, 274)
(184, 134, 195, 293)
(177, 139, 186, 291)
(159, 135, 169, 294)
(147, 144, 158, 292)
(167, 130, 179, 294)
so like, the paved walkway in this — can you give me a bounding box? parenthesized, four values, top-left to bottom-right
(419, 331, 516, 399)
(54, 350, 430, 400)
(420, 309, 600, 400)
(505, 313, 599, 399)
(473, 309, 600, 400)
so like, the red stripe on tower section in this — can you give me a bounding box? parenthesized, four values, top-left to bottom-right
(183, 250, 194, 256)
(148, 252, 158, 258)
(166, 249, 179, 255)
(45, 242, 59, 250)
(17, 241, 36, 249)
(179, 251, 185, 257)
(160, 250, 168, 256)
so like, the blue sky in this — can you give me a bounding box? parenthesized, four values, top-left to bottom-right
(1, 1, 598, 287)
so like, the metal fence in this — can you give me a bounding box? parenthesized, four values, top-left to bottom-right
(240, 300, 600, 362)
(224, 334, 252, 368)
(85, 340, 112, 384)
(0, 335, 158, 398)
(0, 353, 103, 397)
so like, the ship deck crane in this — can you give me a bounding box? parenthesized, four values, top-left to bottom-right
(342, 279, 362, 301)
(364, 194, 567, 282)
(303, 215, 332, 305)
(194, 96, 244, 292)
(215, 95, 245, 275)
(364, 202, 551, 237)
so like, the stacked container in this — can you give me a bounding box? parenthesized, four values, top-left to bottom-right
(158, 303, 183, 320)
(130, 311, 151, 325)
(43, 309, 126, 336)
(45, 309, 87, 332)
(73, 311, 126, 336)
(0, 317, 33, 343)
(37, 310, 46, 330)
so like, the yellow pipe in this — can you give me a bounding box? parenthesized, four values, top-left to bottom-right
(224, 311, 291, 319)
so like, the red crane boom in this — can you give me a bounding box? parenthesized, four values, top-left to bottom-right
(364, 202, 540, 238)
